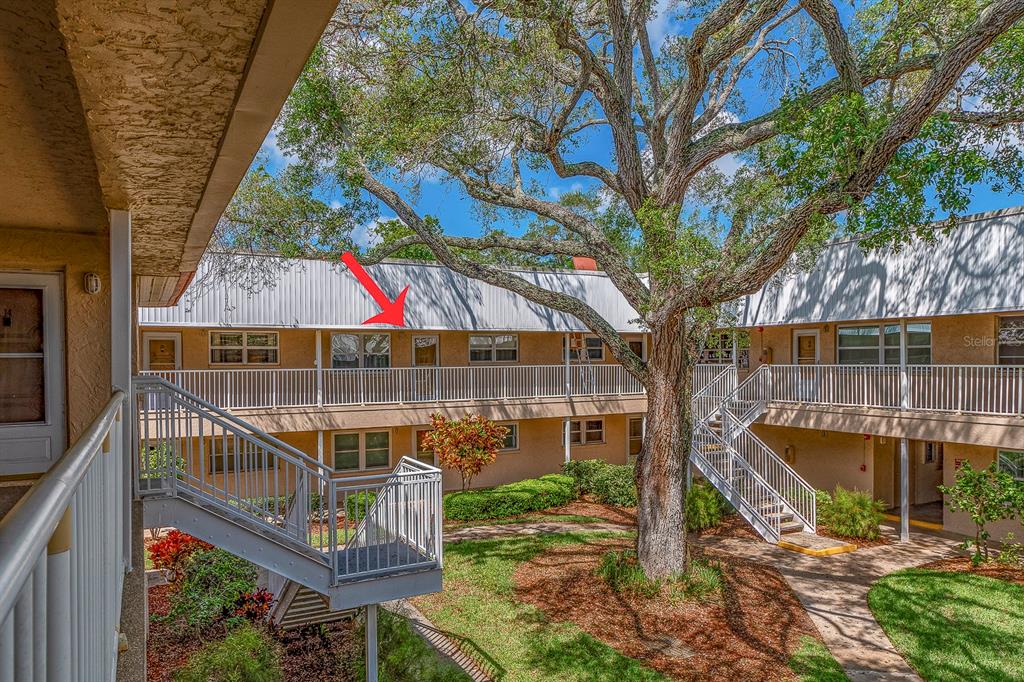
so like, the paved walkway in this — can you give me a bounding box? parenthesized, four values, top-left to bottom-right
(695, 527, 961, 681)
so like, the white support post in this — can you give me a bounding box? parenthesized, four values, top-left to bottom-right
(563, 417, 571, 464)
(365, 604, 378, 682)
(110, 209, 133, 569)
(316, 330, 324, 407)
(900, 437, 910, 543)
(899, 319, 909, 410)
(564, 333, 571, 399)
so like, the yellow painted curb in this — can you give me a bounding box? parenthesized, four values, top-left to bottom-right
(882, 513, 944, 531)
(777, 540, 857, 557)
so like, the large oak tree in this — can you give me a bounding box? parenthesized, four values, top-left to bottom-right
(219, 0, 1024, 576)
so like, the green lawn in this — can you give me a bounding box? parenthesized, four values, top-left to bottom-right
(868, 568, 1024, 681)
(788, 636, 849, 682)
(445, 513, 610, 529)
(413, 531, 667, 682)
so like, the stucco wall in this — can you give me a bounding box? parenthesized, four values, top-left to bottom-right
(942, 442, 1024, 540)
(1, 227, 111, 444)
(750, 424, 876, 494)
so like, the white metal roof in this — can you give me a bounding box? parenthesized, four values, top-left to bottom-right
(736, 206, 1024, 327)
(140, 205, 1024, 332)
(138, 257, 646, 332)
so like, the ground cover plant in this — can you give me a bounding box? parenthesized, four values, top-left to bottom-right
(157, 548, 259, 636)
(354, 609, 471, 682)
(869, 568, 1024, 681)
(816, 486, 885, 540)
(173, 624, 282, 682)
(413, 532, 841, 680)
(443, 474, 576, 521)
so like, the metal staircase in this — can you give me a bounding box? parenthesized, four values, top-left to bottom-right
(690, 365, 816, 543)
(133, 376, 443, 611)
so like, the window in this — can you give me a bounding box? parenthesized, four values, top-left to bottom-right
(569, 419, 605, 445)
(331, 333, 391, 368)
(564, 335, 604, 361)
(0, 288, 45, 423)
(923, 442, 943, 466)
(998, 316, 1024, 365)
(837, 323, 931, 365)
(500, 423, 519, 451)
(333, 431, 391, 471)
(210, 331, 279, 365)
(998, 450, 1024, 481)
(699, 331, 750, 367)
(414, 429, 435, 465)
(628, 417, 644, 463)
(469, 334, 518, 362)
(628, 339, 645, 360)
(208, 437, 263, 473)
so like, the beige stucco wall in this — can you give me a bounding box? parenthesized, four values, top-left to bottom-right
(750, 423, 876, 494)
(942, 442, 1024, 540)
(1, 227, 111, 447)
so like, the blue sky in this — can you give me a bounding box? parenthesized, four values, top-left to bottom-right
(258, 0, 1024, 247)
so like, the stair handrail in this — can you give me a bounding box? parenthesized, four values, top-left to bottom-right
(134, 375, 330, 476)
(346, 457, 441, 550)
(693, 365, 739, 424)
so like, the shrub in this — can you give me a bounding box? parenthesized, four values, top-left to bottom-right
(228, 588, 274, 627)
(148, 531, 212, 579)
(674, 559, 724, 600)
(997, 532, 1024, 566)
(422, 413, 507, 490)
(563, 459, 638, 506)
(443, 474, 576, 521)
(939, 461, 1024, 564)
(174, 623, 282, 682)
(161, 548, 258, 635)
(597, 549, 660, 597)
(686, 481, 728, 532)
(354, 609, 467, 681)
(345, 490, 378, 521)
(817, 486, 885, 540)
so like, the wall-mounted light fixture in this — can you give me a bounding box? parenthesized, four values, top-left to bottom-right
(84, 273, 102, 295)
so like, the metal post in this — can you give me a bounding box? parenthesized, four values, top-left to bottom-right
(365, 603, 378, 682)
(110, 209, 133, 570)
(900, 437, 910, 543)
(563, 418, 571, 463)
(899, 319, 909, 410)
(316, 330, 324, 407)
(564, 333, 571, 398)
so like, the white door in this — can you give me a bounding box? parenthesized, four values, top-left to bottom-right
(412, 335, 439, 400)
(0, 273, 65, 475)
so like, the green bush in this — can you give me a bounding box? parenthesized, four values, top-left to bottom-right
(345, 490, 379, 521)
(817, 486, 885, 540)
(161, 548, 258, 635)
(174, 623, 282, 682)
(562, 459, 638, 506)
(443, 474, 575, 521)
(355, 610, 469, 681)
(686, 481, 728, 532)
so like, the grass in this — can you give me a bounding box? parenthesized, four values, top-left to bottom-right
(354, 609, 470, 682)
(413, 531, 666, 681)
(868, 568, 1024, 681)
(788, 636, 849, 681)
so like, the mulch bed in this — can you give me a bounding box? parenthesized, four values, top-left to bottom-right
(547, 498, 638, 525)
(816, 526, 889, 549)
(146, 584, 359, 681)
(695, 514, 759, 541)
(919, 556, 1024, 585)
(513, 536, 825, 681)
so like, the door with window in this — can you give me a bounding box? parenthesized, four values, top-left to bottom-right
(793, 330, 820, 401)
(0, 273, 65, 475)
(412, 335, 439, 400)
(143, 332, 181, 371)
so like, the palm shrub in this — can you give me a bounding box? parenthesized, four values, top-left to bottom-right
(817, 486, 885, 540)
(686, 481, 728, 532)
(174, 623, 282, 682)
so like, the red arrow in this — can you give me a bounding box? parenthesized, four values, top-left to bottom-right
(341, 251, 409, 327)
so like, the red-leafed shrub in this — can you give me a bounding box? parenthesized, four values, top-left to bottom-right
(230, 588, 274, 625)
(149, 530, 212, 579)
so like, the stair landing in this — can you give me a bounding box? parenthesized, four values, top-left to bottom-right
(777, 532, 856, 557)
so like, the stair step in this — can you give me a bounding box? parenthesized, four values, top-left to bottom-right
(779, 521, 804, 534)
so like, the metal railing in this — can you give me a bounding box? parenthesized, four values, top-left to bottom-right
(140, 364, 657, 410)
(133, 376, 442, 585)
(0, 391, 128, 682)
(766, 364, 1024, 417)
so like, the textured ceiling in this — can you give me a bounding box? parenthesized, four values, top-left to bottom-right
(0, 0, 107, 233)
(55, 0, 269, 276)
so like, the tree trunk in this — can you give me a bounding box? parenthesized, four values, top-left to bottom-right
(636, 313, 698, 578)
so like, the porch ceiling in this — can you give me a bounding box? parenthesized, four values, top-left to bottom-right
(0, 0, 337, 304)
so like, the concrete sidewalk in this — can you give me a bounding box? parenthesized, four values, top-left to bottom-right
(696, 527, 960, 681)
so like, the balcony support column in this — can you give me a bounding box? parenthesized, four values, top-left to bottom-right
(563, 418, 571, 463)
(110, 209, 133, 569)
(900, 437, 910, 543)
(316, 330, 323, 407)
(365, 603, 378, 682)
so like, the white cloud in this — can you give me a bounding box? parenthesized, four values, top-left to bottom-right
(648, 0, 686, 50)
(713, 153, 742, 177)
(352, 216, 395, 249)
(548, 182, 585, 200)
(260, 127, 297, 167)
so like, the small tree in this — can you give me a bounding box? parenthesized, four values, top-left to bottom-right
(939, 462, 1024, 564)
(422, 414, 508, 491)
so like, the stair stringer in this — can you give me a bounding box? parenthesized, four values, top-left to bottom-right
(690, 449, 781, 543)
